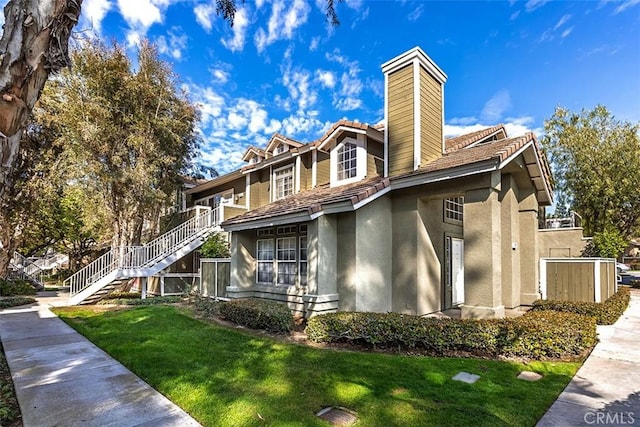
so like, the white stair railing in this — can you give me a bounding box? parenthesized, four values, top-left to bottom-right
(9, 252, 45, 286)
(64, 207, 218, 299)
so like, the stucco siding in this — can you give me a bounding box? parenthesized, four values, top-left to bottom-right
(388, 65, 415, 176)
(462, 172, 505, 318)
(419, 68, 443, 165)
(500, 175, 521, 308)
(355, 195, 392, 312)
(539, 228, 589, 258)
(336, 213, 356, 311)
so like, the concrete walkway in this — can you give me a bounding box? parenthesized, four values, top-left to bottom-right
(537, 288, 640, 426)
(0, 291, 200, 427)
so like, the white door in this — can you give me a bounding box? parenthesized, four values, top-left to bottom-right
(451, 238, 464, 306)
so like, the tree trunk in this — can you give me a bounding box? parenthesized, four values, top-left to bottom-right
(0, 0, 82, 277)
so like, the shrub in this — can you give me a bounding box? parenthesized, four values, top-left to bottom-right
(97, 296, 182, 306)
(0, 279, 36, 296)
(200, 233, 230, 258)
(0, 297, 37, 309)
(103, 291, 141, 300)
(530, 287, 630, 325)
(501, 311, 597, 359)
(305, 310, 597, 360)
(193, 297, 222, 317)
(219, 298, 294, 334)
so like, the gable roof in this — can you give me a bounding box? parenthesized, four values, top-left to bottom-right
(316, 120, 384, 151)
(445, 124, 507, 153)
(395, 132, 553, 204)
(241, 146, 265, 162)
(222, 130, 553, 229)
(265, 133, 304, 154)
(222, 176, 390, 230)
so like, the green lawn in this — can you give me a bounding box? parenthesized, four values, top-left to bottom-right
(54, 305, 579, 427)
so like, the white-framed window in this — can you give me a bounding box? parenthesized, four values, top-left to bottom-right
(257, 239, 274, 284)
(249, 154, 261, 165)
(276, 237, 296, 285)
(274, 165, 294, 200)
(330, 136, 366, 186)
(255, 225, 308, 287)
(444, 197, 464, 222)
(274, 144, 289, 155)
(299, 235, 308, 286)
(337, 142, 357, 180)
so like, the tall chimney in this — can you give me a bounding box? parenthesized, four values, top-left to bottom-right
(382, 47, 447, 176)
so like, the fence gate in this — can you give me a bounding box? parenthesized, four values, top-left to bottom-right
(199, 258, 231, 298)
(539, 258, 616, 303)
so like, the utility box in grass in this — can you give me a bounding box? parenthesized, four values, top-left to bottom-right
(539, 258, 616, 303)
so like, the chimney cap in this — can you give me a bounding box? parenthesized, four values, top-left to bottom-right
(381, 46, 447, 84)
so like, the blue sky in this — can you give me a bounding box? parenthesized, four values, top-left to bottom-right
(3, 0, 639, 174)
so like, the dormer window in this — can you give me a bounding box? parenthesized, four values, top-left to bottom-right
(337, 142, 357, 180)
(330, 136, 366, 186)
(249, 154, 261, 165)
(274, 144, 289, 155)
(274, 165, 294, 200)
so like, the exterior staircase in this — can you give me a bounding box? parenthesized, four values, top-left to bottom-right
(65, 207, 219, 305)
(8, 253, 46, 290)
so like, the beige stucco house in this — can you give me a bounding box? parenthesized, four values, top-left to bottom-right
(187, 47, 563, 318)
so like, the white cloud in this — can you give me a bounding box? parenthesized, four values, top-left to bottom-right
(310, 36, 321, 51)
(445, 116, 541, 139)
(156, 28, 188, 60)
(481, 89, 512, 122)
(194, 3, 215, 32)
(254, 0, 310, 52)
(185, 84, 226, 128)
(281, 110, 331, 138)
(82, 0, 111, 33)
(345, 0, 364, 10)
(335, 97, 362, 111)
(553, 14, 572, 30)
(282, 67, 317, 110)
(510, 10, 520, 21)
(221, 7, 250, 52)
(407, 4, 424, 22)
(561, 27, 573, 38)
(525, 0, 550, 12)
(211, 68, 230, 84)
(255, 0, 265, 8)
(117, 0, 163, 29)
(316, 70, 336, 88)
(613, 0, 640, 14)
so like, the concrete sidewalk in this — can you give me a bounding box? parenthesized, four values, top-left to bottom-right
(0, 291, 200, 427)
(537, 288, 640, 426)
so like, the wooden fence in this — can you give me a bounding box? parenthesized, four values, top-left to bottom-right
(539, 258, 616, 303)
(198, 258, 231, 299)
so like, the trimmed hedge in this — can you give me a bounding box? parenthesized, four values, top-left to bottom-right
(0, 279, 36, 296)
(305, 310, 597, 360)
(102, 291, 141, 300)
(0, 297, 37, 309)
(219, 298, 294, 334)
(97, 296, 182, 306)
(530, 287, 630, 325)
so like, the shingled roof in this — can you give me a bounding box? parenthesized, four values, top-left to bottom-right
(445, 124, 506, 153)
(222, 176, 390, 228)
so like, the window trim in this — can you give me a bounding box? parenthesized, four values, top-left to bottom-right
(444, 196, 464, 223)
(330, 135, 366, 187)
(256, 239, 275, 285)
(273, 164, 295, 201)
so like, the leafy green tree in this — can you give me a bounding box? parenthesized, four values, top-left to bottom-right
(0, 0, 82, 277)
(542, 105, 640, 238)
(591, 227, 627, 258)
(40, 39, 201, 248)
